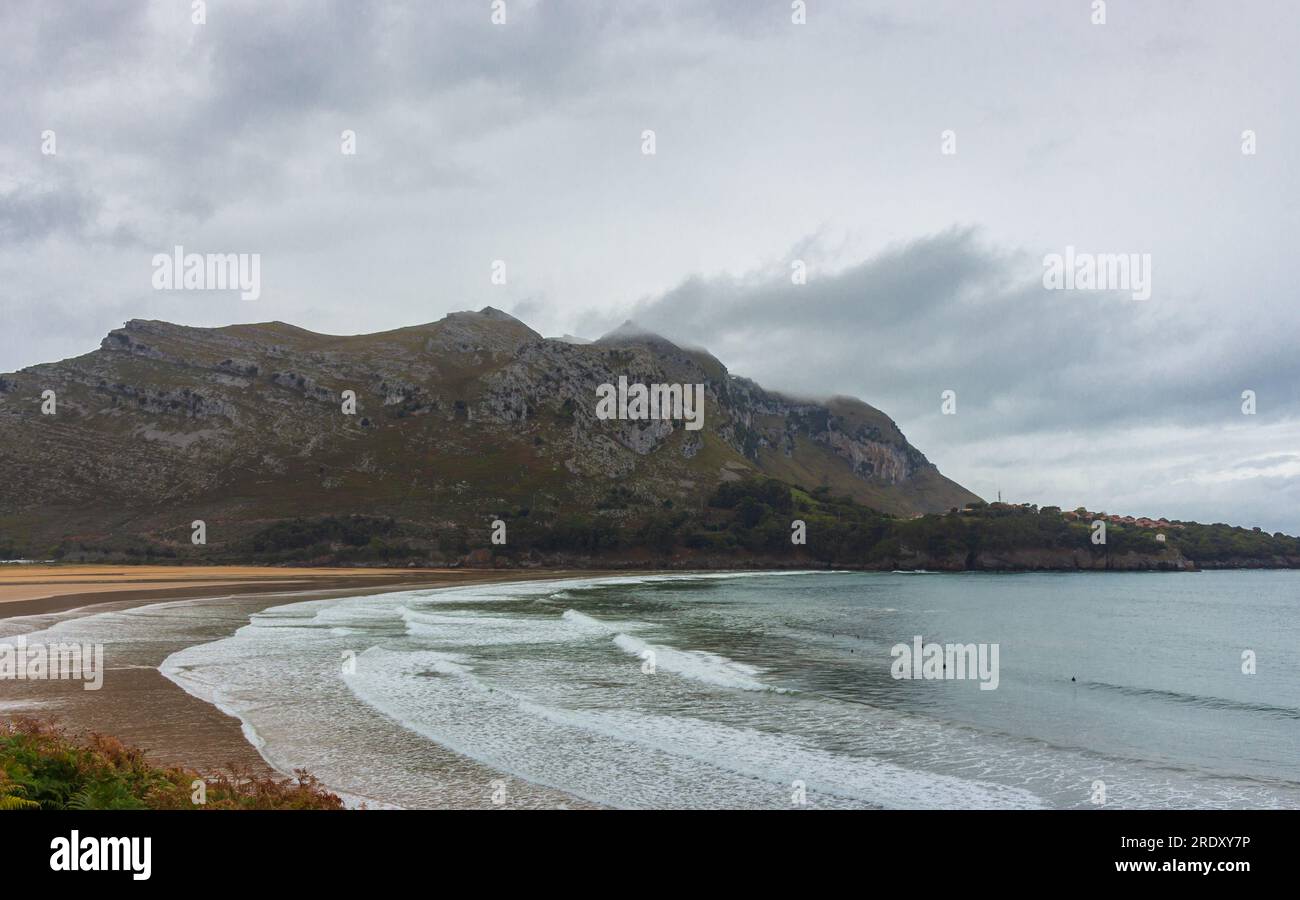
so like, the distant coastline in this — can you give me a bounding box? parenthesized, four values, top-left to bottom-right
(6, 490, 1295, 573)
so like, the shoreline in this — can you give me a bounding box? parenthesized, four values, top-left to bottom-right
(0, 565, 538, 615)
(0, 566, 608, 807)
(3, 567, 1296, 809)
(9, 557, 1300, 578)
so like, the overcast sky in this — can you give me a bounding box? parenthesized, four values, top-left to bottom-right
(3, 0, 1298, 531)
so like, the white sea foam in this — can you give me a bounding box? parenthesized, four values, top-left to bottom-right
(559, 609, 613, 631)
(338, 644, 1040, 809)
(514, 700, 1044, 809)
(610, 633, 780, 693)
(558, 608, 646, 636)
(400, 607, 594, 645)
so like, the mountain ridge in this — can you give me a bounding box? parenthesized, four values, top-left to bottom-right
(0, 308, 980, 561)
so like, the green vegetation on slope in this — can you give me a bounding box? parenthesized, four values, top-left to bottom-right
(22, 477, 1291, 570)
(6, 472, 1296, 569)
(0, 719, 342, 810)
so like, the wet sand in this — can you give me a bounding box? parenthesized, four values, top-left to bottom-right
(0, 565, 602, 807)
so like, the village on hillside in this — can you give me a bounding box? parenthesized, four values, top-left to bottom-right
(944, 500, 1187, 531)
(1060, 509, 1186, 530)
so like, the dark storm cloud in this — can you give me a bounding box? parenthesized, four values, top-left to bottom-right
(583, 229, 1300, 443)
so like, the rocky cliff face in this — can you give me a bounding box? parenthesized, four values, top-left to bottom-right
(0, 308, 979, 556)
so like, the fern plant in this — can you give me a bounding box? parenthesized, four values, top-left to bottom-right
(0, 774, 39, 810)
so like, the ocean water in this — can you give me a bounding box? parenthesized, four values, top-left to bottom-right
(11, 571, 1300, 808)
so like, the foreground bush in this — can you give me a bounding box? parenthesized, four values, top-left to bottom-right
(0, 719, 343, 810)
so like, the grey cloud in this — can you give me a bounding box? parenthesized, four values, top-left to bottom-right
(0, 1, 150, 80)
(580, 230, 1300, 444)
(0, 178, 139, 246)
(3, 1, 763, 241)
(0, 183, 94, 242)
(1, 0, 1297, 532)
(1232, 453, 1300, 470)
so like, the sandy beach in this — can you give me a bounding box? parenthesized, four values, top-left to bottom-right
(0, 564, 515, 613)
(0, 564, 600, 807)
